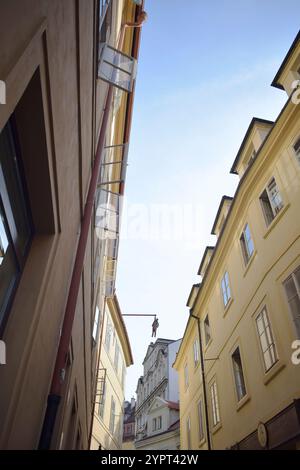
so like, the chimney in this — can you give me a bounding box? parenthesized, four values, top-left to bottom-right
(131, 397, 136, 409)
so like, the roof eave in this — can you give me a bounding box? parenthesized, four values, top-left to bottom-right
(186, 283, 200, 307)
(197, 246, 215, 275)
(271, 30, 300, 90)
(211, 196, 233, 235)
(230, 117, 274, 174)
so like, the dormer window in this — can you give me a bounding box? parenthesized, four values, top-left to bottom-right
(294, 137, 300, 164)
(247, 149, 256, 168)
(218, 215, 226, 234)
(271, 31, 300, 95)
(230, 118, 273, 177)
(197, 247, 214, 279)
(211, 196, 233, 237)
(184, 363, 189, 389)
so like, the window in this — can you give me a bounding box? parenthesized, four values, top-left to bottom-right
(98, 44, 137, 93)
(92, 306, 100, 341)
(293, 137, 300, 164)
(193, 338, 199, 366)
(114, 341, 119, 372)
(186, 417, 191, 450)
(0, 120, 33, 328)
(247, 149, 256, 168)
(256, 307, 278, 371)
(121, 361, 126, 388)
(109, 396, 116, 433)
(231, 347, 247, 401)
(93, 241, 101, 290)
(98, 383, 106, 419)
(99, 0, 112, 43)
(259, 177, 283, 226)
(152, 416, 162, 431)
(204, 314, 211, 345)
(283, 267, 300, 339)
(184, 363, 189, 388)
(104, 318, 112, 351)
(240, 223, 254, 265)
(157, 416, 162, 429)
(99, 0, 111, 19)
(221, 271, 231, 307)
(0, 80, 5, 104)
(210, 381, 220, 426)
(198, 400, 204, 441)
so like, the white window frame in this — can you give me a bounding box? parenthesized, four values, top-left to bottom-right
(98, 43, 137, 93)
(259, 177, 283, 226)
(240, 223, 254, 265)
(283, 267, 300, 339)
(231, 347, 247, 402)
(121, 360, 126, 388)
(198, 399, 205, 442)
(293, 137, 300, 164)
(267, 177, 284, 215)
(109, 396, 116, 433)
(114, 341, 119, 372)
(255, 307, 278, 372)
(99, 382, 106, 419)
(186, 416, 191, 450)
(221, 271, 231, 307)
(152, 417, 156, 431)
(247, 149, 256, 168)
(210, 380, 220, 426)
(156, 415, 162, 430)
(92, 306, 100, 341)
(203, 313, 211, 345)
(184, 363, 189, 389)
(99, 0, 111, 23)
(193, 338, 200, 367)
(104, 317, 113, 351)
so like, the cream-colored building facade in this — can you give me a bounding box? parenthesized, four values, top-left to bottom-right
(174, 31, 300, 450)
(135, 397, 180, 451)
(90, 296, 133, 450)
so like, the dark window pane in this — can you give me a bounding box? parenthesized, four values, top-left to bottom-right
(0, 123, 32, 261)
(260, 189, 274, 226)
(0, 202, 18, 323)
(0, 120, 33, 328)
(232, 348, 247, 401)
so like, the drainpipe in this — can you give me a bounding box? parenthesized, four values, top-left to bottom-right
(189, 311, 212, 450)
(38, 6, 147, 450)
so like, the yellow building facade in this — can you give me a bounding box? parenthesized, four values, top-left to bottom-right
(174, 32, 300, 450)
(90, 295, 133, 450)
(0, 0, 144, 449)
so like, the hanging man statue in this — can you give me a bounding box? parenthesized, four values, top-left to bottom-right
(151, 317, 159, 337)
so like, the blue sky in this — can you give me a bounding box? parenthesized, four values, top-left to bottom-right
(116, 0, 300, 399)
